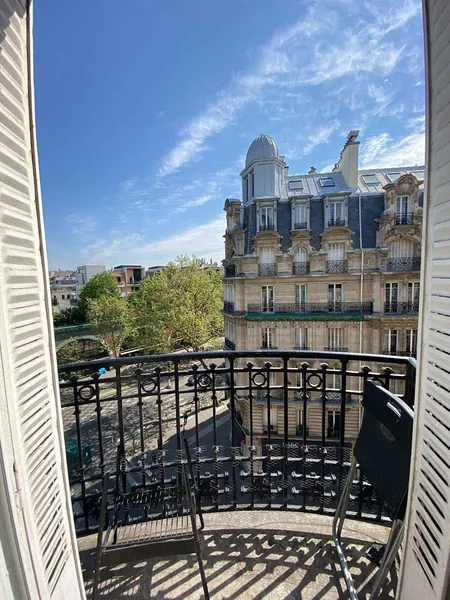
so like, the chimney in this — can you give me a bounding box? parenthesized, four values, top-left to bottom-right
(308, 166, 316, 174)
(333, 130, 360, 188)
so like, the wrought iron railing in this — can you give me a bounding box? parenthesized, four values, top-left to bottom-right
(327, 260, 348, 273)
(224, 339, 236, 350)
(328, 218, 346, 227)
(385, 257, 421, 272)
(258, 263, 277, 276)
(259, 224, 275, 231)
(384, 301, 419, 314)
(223, 301, 235, 314)
(394, 212, 414, 225)
(294, 222, 308, 230)
(325, 347, 348, 352)
(224, 265, 236, 277)
(293, 262, 309, 275)
(384, 349, 417, 358)
(247, 301, 373, 314)
(59, 350, 416, 535)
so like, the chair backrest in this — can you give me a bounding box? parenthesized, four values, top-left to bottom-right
(355, 380, 414, 520)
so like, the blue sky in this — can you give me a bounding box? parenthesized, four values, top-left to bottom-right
(35, 0, 425, 270)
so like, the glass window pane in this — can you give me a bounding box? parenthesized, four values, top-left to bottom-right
(319, 177, 334, 187)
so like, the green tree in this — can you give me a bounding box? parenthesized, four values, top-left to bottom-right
(88, 295, 134, 358)
(78, 271, 120, 317)
(131, 256, 223, 358)
(56, 338, 85, 365)
(53, 306, 85, 326)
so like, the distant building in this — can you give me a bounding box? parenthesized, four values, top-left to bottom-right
(223, 131, 423, 451)
(146, 265, 165, 277)
(112, 265, 145, 296)
(75, 264, 106, 298)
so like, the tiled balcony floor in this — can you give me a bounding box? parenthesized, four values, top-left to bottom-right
(78, 511, 396, 599)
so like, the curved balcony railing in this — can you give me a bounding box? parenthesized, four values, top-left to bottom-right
(385, 257, 421, 272)
(259, 223, 275, 231)
(384, 301, 419, 314)
(247, 301, 373, 315)
(59, 350, 416, 535)
(294, 222, 308, 230)
(224, 264, 236, 277)
(328, 218, 346, 227)
(327, 260, 348, 273)
(394, 212, 414, 225)
(293, 262, 309, 275)
(258, 263, 277, 276)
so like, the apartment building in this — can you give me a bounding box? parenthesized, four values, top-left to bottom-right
(75, 264, 106, 298)
(223, 131, 422, 450)
(112, 264, 145, 296)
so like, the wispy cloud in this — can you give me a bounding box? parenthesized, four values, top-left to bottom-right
(157, 0, 422, 178)
(66, 214, 97, 236)
(360, 131, 425, 168)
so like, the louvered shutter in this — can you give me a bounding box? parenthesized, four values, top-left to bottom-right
(0, 2, 84, 598)
(399, 2, 450, 598)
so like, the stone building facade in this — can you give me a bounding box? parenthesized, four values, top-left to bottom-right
(223, 131, 423, 449)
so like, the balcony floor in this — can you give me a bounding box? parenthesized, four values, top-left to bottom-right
(78, 511, 396, 599)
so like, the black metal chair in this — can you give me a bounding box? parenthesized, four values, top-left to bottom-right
(332, 380, 414, 599)
(93, 439, 210, 599)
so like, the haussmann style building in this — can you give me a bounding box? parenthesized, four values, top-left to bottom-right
(223, 131, 423, 451)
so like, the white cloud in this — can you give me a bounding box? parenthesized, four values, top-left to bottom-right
(66, 214, 97, 236)
(360, 131, 425, 168)
(157, 0, 422, 178)
(135, 215, 226, 264)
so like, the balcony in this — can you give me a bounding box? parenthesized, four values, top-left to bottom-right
(223, 300, 235, 314)
(258, 263, 277, 276)
(384, 301, 419, 314)
(259, 223, 275, 231)
(394, 212, 414, 225)
(224, 264, 236, 277)
(294, 221, 308, 229)
(384, 349, 417, 358)
(60, 349, 414, 598)
(247, 301, 373, 315)
(385, 257, 421, 272)
(292, 261, 309, 275)
(326, 260, 348, 273)
(224, 338, 236, 350)
(328, 218, 346, 227)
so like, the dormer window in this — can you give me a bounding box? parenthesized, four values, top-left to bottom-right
(289, 180, 303, 191)
(319, 177, 334, 187)
(395, 195, 412, 224)
(328, 201, 345, 226)
(260, 206, 274, 231)
(386, 172, 401, 183)
(362, 174, 379, 184)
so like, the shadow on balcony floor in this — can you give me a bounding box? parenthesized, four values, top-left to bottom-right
(78, 511, 396, 599)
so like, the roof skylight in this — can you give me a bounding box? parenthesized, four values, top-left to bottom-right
(362, 174, 379, 184)
(289, 180, 304, 190)
(319, 177, 334, 187)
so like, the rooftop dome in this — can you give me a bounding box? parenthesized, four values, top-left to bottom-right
(245, 134, 279, 167)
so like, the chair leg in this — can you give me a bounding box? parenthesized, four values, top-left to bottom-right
(332, 457, 359, 600)
(193, 533, 210, 600)
(369, 519, 404, 599)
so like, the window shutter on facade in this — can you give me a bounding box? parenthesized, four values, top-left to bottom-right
(399, 2, 450, 598)
(0, 2, 84, 598)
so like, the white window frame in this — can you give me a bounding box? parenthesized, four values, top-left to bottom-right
(261, 285, 274, 313)
(408, 281, 420, 305)
(328, 283, 343, 306)
(327, 410, 341, 436)
(362, 173, 379, 185)
(295, 283, 307, 306)
(385, 282, 399, 304)
(386, 329, 398, 354)
(396, 195, 411, 215)
(263, 407, 278, 432)
(262, 327, 275, 349)
(259, 205, 275, 231)
(295, 327, 308, 349)
(406, 329, 417, 355)
(328, 327, 344, 350)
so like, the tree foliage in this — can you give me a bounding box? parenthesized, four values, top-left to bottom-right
(130, 256, 223, 355)
(53, 306, 85, 326)
(56, 338, 85, 365)
(78, 271, 120, 317)
(88, 295, 134, 358)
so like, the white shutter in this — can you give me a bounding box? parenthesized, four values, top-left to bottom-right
(328, 243, 345, 260)
(260, 246, 275, 264)
(399, 2, 450, 598)
(389, 238, 413, 258)
(0, 2, 84, 598)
